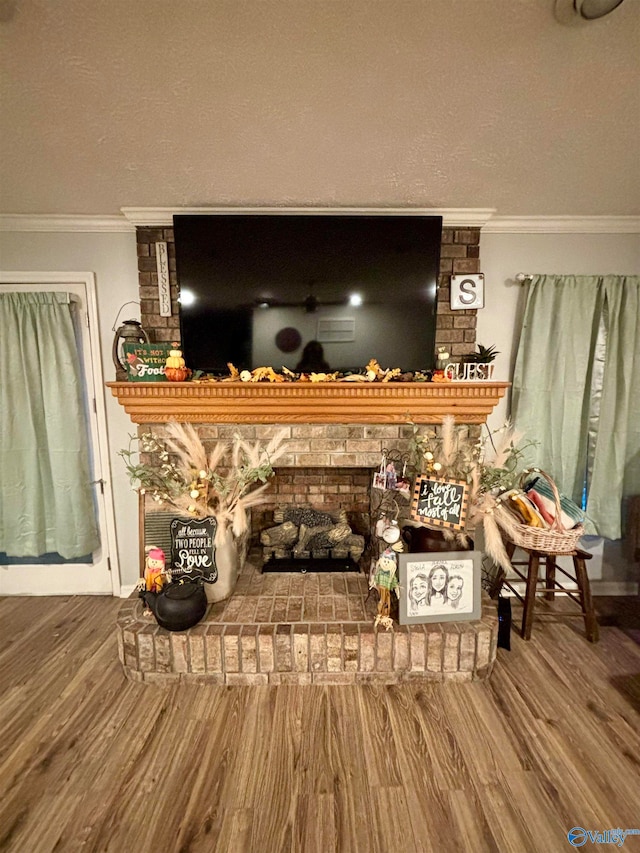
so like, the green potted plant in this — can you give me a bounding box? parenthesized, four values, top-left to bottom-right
(462, 343, 500, 364)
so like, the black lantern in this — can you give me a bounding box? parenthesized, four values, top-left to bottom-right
(112, 319, 149, 381)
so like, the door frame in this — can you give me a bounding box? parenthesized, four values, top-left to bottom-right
(0, 271, 120, 595)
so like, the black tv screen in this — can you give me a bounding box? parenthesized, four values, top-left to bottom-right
(174, 213, 442, 375)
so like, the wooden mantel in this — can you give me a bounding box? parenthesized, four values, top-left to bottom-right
(107, 381, 509, 424)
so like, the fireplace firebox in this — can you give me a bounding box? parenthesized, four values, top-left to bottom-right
(260, 505, 365, 573)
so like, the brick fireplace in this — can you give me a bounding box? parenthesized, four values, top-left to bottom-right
(110, 217, 504, 685)
(110, 407, 505, 685)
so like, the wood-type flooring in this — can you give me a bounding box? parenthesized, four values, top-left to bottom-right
(0, 595, 639, 853)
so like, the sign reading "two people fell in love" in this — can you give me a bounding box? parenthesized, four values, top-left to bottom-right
(170, 517, 217, 583)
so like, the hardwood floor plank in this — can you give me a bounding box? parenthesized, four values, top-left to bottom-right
(297, 687, 333, 795)
(210, 686, 277, 828)
(497, 770, 587, 853)
(46, 684, 170, 852)
(408, 686, 470, 792)
(151, 688, 251, 853)
(328, 687, 382, 853)
(0, 596, 79, 669)
(248, 686, 305, 851)
(0, 597, 122, 763)
(384, 684, 466, 853)
(354, 684, 404, 789)
(0, 641, 125, 801)
(370, 785, 419, 853)
(491, 635, 640, 835)
(94, 715, 211, 852)
(447, 787, 502, 853)
(469, 778, 550, 853)
(292, 792, 336, 853)
(212, 807, 253, 853)
(441, 685, 510, 787)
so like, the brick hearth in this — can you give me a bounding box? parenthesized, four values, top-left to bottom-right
(117, 548, 498, 685)
(116, 420, 503, 687)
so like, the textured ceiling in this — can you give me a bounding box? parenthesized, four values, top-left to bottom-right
(1, 0, 638, 217)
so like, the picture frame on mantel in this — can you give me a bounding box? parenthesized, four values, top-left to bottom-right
(398, 550, 481, 625)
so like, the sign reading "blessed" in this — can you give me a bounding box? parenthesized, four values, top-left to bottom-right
(410, 476, 469, 531)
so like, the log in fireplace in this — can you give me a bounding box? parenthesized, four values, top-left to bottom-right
(260, 505, 365, 573)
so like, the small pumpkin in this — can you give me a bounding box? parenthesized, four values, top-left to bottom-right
(164, 345, 190, 382)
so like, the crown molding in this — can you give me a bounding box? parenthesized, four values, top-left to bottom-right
(0, 214, 134, 232)
(483, 215, 640, 234)
(2, 211, 638, 234)
(120, 206, 497, 228)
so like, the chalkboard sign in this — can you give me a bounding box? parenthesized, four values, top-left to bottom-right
(410, 476, 469, 531)
(170, 517, 217, 583)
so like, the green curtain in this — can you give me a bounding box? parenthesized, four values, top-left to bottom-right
(587, 276, 640, 539)
(512, 275, 640, 540)
(0, 292, 100, 558)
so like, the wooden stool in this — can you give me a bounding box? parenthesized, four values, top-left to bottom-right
(502, 543, 599, 642)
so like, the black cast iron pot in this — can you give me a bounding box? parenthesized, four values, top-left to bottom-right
(142, 578, 207, 632)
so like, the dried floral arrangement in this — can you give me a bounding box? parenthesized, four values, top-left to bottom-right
(119, 422, 289, 536)
(411, 416, 535, 571)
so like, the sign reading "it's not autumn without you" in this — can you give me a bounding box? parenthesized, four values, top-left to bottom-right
(410, 476, 470, 531)
(123, 342, 172, 381)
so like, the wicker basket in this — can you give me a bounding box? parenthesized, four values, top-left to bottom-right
(506, 468, 584, 554)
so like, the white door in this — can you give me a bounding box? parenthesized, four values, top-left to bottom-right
(0, 272, 120, 595)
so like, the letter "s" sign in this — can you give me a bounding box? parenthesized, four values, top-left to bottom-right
(450, 274, 484, 310)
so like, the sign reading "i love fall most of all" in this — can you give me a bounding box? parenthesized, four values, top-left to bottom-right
(410, 476, 469, 531)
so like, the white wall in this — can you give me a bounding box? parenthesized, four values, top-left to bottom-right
(477, 231, 640, 589)
(0, 229, 141, 589)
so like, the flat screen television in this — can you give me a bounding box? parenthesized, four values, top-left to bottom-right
(174, 213, 442, 376)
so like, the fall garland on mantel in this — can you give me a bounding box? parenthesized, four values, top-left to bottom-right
(189, 358, 451, 385)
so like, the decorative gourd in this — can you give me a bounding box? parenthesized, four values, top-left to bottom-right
(164, 345, 190, 382)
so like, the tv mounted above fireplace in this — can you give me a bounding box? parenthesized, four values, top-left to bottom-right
(174, 213, 442, 375)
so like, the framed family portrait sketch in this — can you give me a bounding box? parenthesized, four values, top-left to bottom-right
(398, 550, 482, 625)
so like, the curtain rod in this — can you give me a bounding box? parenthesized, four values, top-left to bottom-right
(516, 273, 533, 283)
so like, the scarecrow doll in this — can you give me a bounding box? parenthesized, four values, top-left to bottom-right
(372, 547, 400, 630)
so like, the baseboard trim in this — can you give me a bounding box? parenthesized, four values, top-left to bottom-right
(590, 581, 639, 597)
(499, 581, 638, 597)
